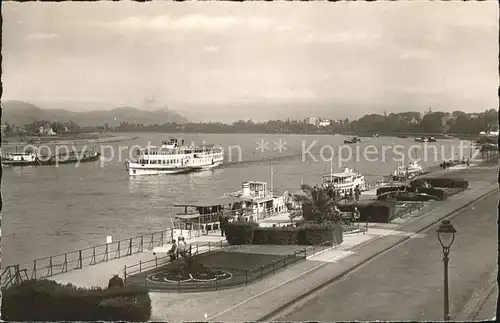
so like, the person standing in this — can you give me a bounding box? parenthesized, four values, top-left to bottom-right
(108, 274, 125, 288)
(168, 239, 177, 261)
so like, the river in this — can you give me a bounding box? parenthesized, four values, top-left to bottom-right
(2, 133, 475, 267)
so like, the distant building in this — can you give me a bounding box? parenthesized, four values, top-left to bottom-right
(305, 117, 318, 126)
(319, 119, 331, 127)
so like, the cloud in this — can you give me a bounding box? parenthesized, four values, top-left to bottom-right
(302, 31, 379, 44)
(202, 45, 220, 52)
(25, 33, 58, 41)
(399, 49, 432, 60)
(102, 14, 272, 32)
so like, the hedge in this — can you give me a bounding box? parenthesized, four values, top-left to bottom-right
(1, 279, 151, 321)
(253, 226, 300, 245)
(410, 178, 469, 189)
(376, 186, 413, 196)
(416, 187, 447, 200)
(225, 221, 259, 245)
(337, 201, 394, 223)
(226, 222, 343, 246)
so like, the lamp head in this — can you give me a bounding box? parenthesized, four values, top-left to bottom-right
(436, 220, 457, 249)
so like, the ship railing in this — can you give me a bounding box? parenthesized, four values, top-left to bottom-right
(364, 178, 388, 191)
(13, 228, 178, 281)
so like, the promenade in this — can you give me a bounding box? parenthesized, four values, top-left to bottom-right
(46, 163, 497, 322)
(148, 164, 497, 322)
(273, 167, 498, 321)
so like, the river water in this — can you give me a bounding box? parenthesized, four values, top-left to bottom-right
(2, 133, 474, 266)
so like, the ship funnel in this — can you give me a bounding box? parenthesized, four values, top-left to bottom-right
(241, 182, 251, 197)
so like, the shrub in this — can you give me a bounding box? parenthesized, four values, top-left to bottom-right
(410, 178, 469, 189)
(337, 201, 394, 223)
(299, 222, 343, 246)
(253, 226, 300, 245)
(1, 279, 151, 321)
(225, 221, 259, 245)
(416, 187, 447, 200)
(376, 186, 413, 196)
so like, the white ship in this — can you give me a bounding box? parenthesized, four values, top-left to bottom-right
(321, 167, 367, 197)
(392, 160, 423, 179)
(125, 138, 224, 176)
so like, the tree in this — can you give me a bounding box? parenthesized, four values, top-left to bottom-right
(297, 184, 342, 224)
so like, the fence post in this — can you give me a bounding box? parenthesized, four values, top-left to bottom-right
(155, 256, 158, 268)
(33, 260, 37, 280)
(124, 266, 127, 283)
(208, 242, 211, 251)
(197, 244, 199, 254)
(63, 253, 68, 273)
(245, 270, 248, 285)
(220, 240, 223, 249)
(129, 238, 133, 255)
(160, 232, 164, 246)
(140, 236, 144, 252)
(149, 234, 154, 250)
(139, 260, 142, 273)
(260, 265, 263, 279)
(91, 246, 96, 265)
(78, 250, 83, 269)
(272, 262, 275, 274)
(178, 279, 181, 293)
(117, 241, 121, 258)
(105, 244, 109, 262)
(49, 256, 53, 277)
(283, 257, 286, 269)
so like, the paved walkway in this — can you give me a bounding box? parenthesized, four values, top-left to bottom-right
(145, 166, 497, 322)
(473, 283, 498, 320)
(50, 164, 497, 322)
(52, 212, 292, 288)
(277, 190, 498, 321)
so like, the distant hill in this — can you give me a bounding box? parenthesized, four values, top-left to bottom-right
(1, 100, 189, 126)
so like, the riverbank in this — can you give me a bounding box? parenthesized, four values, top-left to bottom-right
(1, 133, 139, 148)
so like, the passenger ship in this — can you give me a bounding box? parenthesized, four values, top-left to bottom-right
(321, 167, 367, 197)
(126, 138, 224, 176)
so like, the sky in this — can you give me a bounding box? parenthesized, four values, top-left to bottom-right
(2, 2, 499, 122)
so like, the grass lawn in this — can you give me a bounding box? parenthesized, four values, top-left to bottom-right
(191, 250, 288, 271)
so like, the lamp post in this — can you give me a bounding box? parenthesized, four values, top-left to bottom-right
(436, 220, 457, 321)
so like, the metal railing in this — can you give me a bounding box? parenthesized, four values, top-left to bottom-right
(0, 265, 30, 289)
(18, 228, 177, 281)
(364, 178, 389, 191)
(123, 240, 227, 281)
(393, 201, 424, 218)
(126, 247, 308, 291)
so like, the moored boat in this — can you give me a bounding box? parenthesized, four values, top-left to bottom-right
(321, 167, 367, 197)
(125, 138, 224, 176)
(2, 148, 101, 167)
(390, 160, 423, 181)
(415, 136, 436, 143)
(344, 136, 361, 144)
